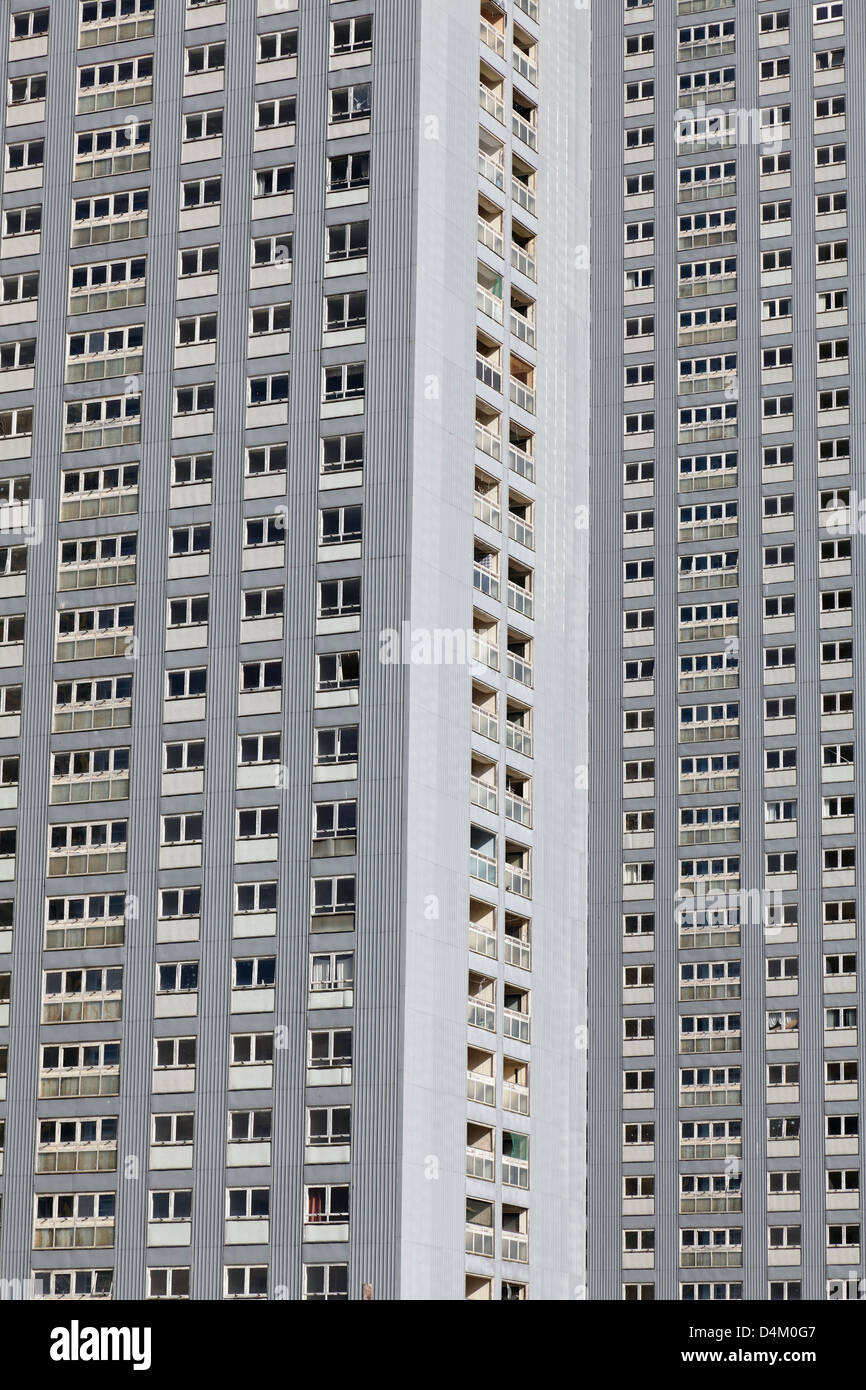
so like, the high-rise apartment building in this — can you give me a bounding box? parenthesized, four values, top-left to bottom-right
(589, 0, 865, 1302)
(0, 0, 589, 1301)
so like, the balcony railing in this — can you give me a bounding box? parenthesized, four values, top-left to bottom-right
(510, 309, 535, 349)
(512, 113, 537, 152)
(506, 652, 533, 686)
(477, 285, 504, 324)
(472, 636, 500, 673)
(502, 1231, 529, 1262)
(470, 847, 498, 882)
(467, 998, 496, 1031)
(504, 935, 531, 970)
(508, 515, 534, 549)
(480, 18, 506, 57)
(467, 1147, 495, 1181)
(473, 564, 500, 603)
(475, 422, 502, 461)
(506, 791, 532, 828)
(479, 151, 505, 190)
(466, 1222, 495, 1257)
(469, 923, 497, 959)
(472, 705, 499, 741)
(474, 493, 501, 529)
(503, 1006, 530, 1041)
(513, 49, 537, 86)
(510, 378, 536, 415)
(515, 0, 538, 20)
(507, 582, 533, 620)
(478, 217, 504, 258)
(476, 354, 502, 394)
(471, 776, 498, 814)
(511, 243, 537, 281)
(479, 84, 505, 124)
(505, 864, 531, 898)
(508, 442, 535, 483)
(511, 176, 536, 217)
(502, 1156, 529, 1189)
(503, 1080, 529, 1115)
(467, 1070, 496, 1106)
(506, 720, 532, 758)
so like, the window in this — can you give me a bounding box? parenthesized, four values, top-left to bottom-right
(315, 726, 358, 766)
(170, 523, 211, 556)
(225, 1266, 268, 1299)
(316, 652, 359, 693)
(242, 586, 284, 619)
(174, 385, 214, 418)
(233, 958, 276, 989)
(166, 667, 207, 700)
(148, 1268, 190, 1300)
(252, 233, 292, 269)
(162, 814, 203, 847)
(179, 245, 219, 278)
(246, 444, 288, 477)
(306, 1185, 349, 1225)
(186, 42, 225, 73)
(3, 205, 41, 239)
(6, 139, 45, 171)
(330, 84, 371, 124)
(150, 1190, 192, 1222)
(257, 30, 297, 63)
(312, 876, 356, 916)
(327, 151, 370, 193)
(322, 433, 364, 474)
(72, 188, 149, 245)
(184, 109, 223, 142)
(330, 15, 372, 56)
(241, 659, 282, 693)
(235, 883, 277, 915)
(248, 373, 289, 405)
(256, 97, 296, 131)
(182, 177, 221, 209)
(253, 165, 294, 199)
(77, 54, 153, 112)
(303, 1265, 348, 1301)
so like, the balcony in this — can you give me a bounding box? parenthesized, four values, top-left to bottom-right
(508, 440, 535, 483)
(479, 82, 505, 125)
(475, 420, 501, 461)
(515, 0, 538, 19)
(504, 933, 531, 971)
(508, 580, 533, 620)
(506, 649, 533, 687)
(506, 717, 532, 758)
(506, 790, 532, 828)
(512, 109, 537, 153)
(473, 563, 500, 603)
(467, 1146, 495, 1181)
(511, 241, 537, 281)
(472, 635, 500, 673)
(470, 847, 498, 883)
(509, 376, 536, 415)
(510, 302, 535, 349)
(511, 174, 536, 218)
(476, 353, 502, 394)
(503, 1006, 530, 1042)
(471, 775, 498, 814)
(508, 514, 534, 549)
(502, 1154, 529, 1189)
(479, 149, 504, 191)
(477, 284, 504, 325)
(472, 703, 499, 742)
(467, 1066, 496, 1106)
(467, 997, 495, 1031)
(478, 214, 504, 259)
(474, 488, 501, 530)
(512, 44, 537, 88)
(480, 17, 505, 59)
(469, 922, 497, 959)
(502, 1230, 529, 1263)
(503, 1079, 529, 1115)
(466, 1221, 495, 1257)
